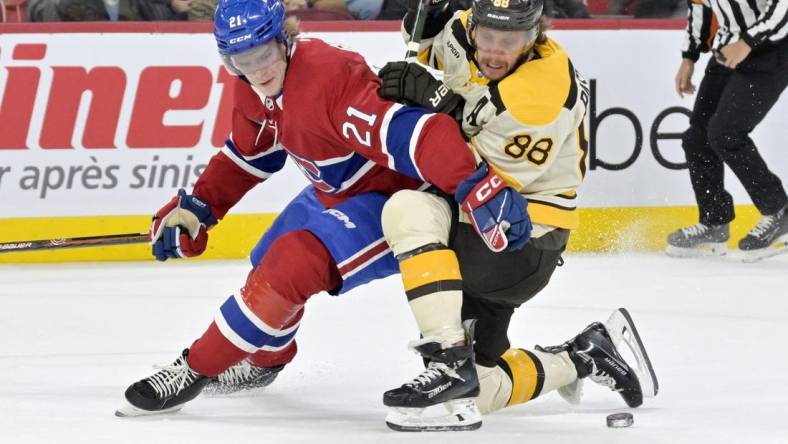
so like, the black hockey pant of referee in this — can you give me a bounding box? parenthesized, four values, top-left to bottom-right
(681, 40, 788, 226)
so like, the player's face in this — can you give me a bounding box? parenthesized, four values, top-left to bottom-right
(473, 26, 534, 80)
(232, 40, 288, 96)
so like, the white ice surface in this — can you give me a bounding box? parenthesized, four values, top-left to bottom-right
(1, 253, 787, 444)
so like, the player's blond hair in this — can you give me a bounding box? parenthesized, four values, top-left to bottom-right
(284, 16, 301, 39)
(535, 15, 550, 45)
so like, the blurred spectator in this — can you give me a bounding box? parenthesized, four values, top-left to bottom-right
(27, 0, 189, 21)
(312, 0, 349, 12)
(609, 0, 683, 17)
(187, 0, 218, 20)
(544, 0, 589, 18)
(379, 0, 589, 22)
(607, 0, 632, 14)
(285, 0, 361, 20)
(376, 0, 404, 20)
(285, 0, 308, 8)
(344, 0, 381, 19)
(27, 0, 61, 20)
(632, 0, 682, 18)
(378, 0, 471, 21)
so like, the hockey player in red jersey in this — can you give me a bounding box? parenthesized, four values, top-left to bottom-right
(115, 0, 531, 423)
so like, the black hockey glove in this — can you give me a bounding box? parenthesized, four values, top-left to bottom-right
(406, 0, 450, 12)
(378, 61, 464, 118)
(404, 0, 454, 39)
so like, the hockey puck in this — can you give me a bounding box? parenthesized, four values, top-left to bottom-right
(606, 413, 634, 428)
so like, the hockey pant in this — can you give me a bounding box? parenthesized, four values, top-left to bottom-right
(382, 189, 576, 414)
(186, 187, 399, 376)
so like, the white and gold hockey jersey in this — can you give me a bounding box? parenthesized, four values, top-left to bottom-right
(407, 9, 590, 233)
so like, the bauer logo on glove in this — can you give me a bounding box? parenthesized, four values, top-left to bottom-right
(377, 61, 463, 116)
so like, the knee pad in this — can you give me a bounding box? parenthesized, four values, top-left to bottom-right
(245, 230, 340, 325)
(382, 190, 453, 258)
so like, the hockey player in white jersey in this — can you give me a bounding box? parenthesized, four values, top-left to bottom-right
(376, 0, 658, 431)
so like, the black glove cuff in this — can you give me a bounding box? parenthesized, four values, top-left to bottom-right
(438, 91, 465, 121)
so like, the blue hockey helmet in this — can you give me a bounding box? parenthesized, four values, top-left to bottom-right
(214, 0, 287, 56)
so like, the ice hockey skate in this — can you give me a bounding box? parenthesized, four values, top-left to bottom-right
(666, 222, 729, 257)
(739, 206, 788, 263)
(115, 349, 210, 417)
(602, 308, 659, 398)
(539, 308, 657, 408)
(203, 361, 284, 395)
(384, 321, 481, 432)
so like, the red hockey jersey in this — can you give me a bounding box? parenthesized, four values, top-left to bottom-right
(194, 38, 477, 219)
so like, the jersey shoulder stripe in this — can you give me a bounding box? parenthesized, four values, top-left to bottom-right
(497, 38, 573, 127)
(382, 105, 435, 182)
(562, 59, 578, 111)
(451, 11, 476, 61)
(222, 139, 286, 179)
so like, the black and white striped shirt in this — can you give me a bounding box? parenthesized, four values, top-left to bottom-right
(682, 0, 788, 60)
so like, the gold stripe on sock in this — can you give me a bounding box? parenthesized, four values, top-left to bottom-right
(400, 249, 461, 292)
(502, 348, 544, 406)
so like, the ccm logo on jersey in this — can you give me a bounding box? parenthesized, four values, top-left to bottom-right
(323, 209, 357, 229)
(475, 175, 505, 201)
(229, 34, 252, 45)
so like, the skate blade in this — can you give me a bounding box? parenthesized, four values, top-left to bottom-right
(605, 308, 659, 398)
(115, 400, 183, 418)
(665, 243, 727, 258)
(741, 237, 788, 263)
(385, 398, 482, 432)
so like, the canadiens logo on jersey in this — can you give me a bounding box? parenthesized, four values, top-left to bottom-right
(290, 153, 337, 193)
(265, 97, 275, 111)
(288, 149, 379, 195)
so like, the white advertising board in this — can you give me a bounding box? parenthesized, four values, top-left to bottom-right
(1, 29, 786, 218)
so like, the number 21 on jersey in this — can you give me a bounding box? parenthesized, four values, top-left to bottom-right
(342, 106, 377, 147)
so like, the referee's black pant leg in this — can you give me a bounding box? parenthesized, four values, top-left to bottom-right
(682, 59, 735, 225)
(706, 53, 788, 216)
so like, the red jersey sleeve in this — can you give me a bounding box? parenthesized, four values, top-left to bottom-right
(322, 46, 477, 194)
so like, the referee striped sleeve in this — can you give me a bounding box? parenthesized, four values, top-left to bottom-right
(682, 1, 715, 60)
(744, 0, 788, 46)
